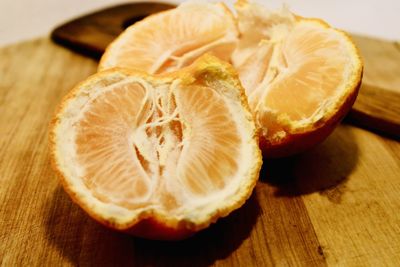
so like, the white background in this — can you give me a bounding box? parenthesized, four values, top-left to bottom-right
(0, 0, 399, 46)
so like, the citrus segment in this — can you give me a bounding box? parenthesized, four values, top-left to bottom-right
(175, 85, 241, 196)
(50, 55, 262, 239)
(99, 2, 238, 74)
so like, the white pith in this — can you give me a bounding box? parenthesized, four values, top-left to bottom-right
(149, 31, 238, 74)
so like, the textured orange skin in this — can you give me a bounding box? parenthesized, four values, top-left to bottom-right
(124, 219, 195, 240)
(260, 75, 362, 158)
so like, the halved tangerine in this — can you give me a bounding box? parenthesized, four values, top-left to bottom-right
(50, 55, 262, 240)
(233, 0, 363, 156)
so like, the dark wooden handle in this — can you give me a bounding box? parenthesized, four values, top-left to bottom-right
(51, 3, 176, 58)
(50, 3, 400, 139)
(347, 84, 400, 139)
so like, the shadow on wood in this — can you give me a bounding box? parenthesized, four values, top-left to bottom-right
(260, 124, 359, 202)
(43, 185, 260, 266)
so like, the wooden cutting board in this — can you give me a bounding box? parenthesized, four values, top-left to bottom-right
(0, 35, 400, 266)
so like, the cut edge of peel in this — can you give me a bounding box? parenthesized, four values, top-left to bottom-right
(259, 74, 362, 157)
(50, 55, 262, 235)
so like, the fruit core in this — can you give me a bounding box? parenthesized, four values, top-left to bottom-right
(74, 78, 242, 213)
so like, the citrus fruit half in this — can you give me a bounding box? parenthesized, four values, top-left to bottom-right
(99, 1, 238, 74)
(233, 0, 363, 157)
(50, 55, 262, 240)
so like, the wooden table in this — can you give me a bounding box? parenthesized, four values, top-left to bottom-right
(1, 35, 399, 266)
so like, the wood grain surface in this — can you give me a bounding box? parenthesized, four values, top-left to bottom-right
(346, 35, 400, 137)
(0, 37, 400, 266)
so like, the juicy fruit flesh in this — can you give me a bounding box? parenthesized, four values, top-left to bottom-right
(100, 2, 237, 74)
(234, 19, 353, 139)
(248, 22, 347, 120)
(75, 79, 241, 212)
